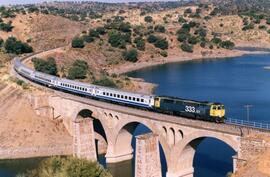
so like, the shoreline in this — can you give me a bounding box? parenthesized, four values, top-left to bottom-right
(109, 49, 270, 75)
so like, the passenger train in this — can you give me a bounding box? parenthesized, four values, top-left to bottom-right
(14, 58, 226, 123)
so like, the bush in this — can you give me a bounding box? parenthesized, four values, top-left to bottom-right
(220, 40, 235, 50)
(154, 38, 169, 50)
(266, 18, 270, 25)
(32, 57, 58, 76)
(93, 77, 117, 88)
(68, 60, 88, 80)
(134, 37, 145, 51)
(83, 35, 94, 43)
(0, 38, 3, 47)
(178, 16, 187, 24)
(4, 37, 33, 54)
(89, 29, 99, 38)
(144, 16, 153, 23)
(122, 48, 138, 62)
(268, 29, 270, 34)
(16, 79, 25, 86)
(177, 33, 188, 42)
(147, 34, 158, 43)
(71, 37, 84, 48)
(184, 8, 192, 14)
(96, 27, 106, 35)
(119, 22, 131, 33)
(108, 30, 126, 48)
(0, 21, 14, 32)
(160, 50, 168, 57)
(23, 156, 112, 177)
(242, 23, 254, 31)
(258, 25, 267, 30)
(195, 28, 207, 37)
(180, 43, 193, 53)
(211, 37, 222, 44)
(154, 25, 165, 33)
(188, 36, 198, 45)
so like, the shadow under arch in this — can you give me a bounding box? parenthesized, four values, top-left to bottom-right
(76, 109, 108, 156)
(109, 121, 168, 177)
(171, 132, 238, 177)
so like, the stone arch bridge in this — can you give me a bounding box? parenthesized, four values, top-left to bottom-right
(32, 92, 270, 177)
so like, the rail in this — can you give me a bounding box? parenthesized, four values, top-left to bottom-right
(225, 118, 270, 130)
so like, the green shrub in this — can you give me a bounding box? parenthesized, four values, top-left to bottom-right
(266, 18, 270, 25)
(0, 21, 13, 32)
(258, 25, 267, 30)
(134, 37, 145, 51)
(0, 38, 3, 47)
(82, 35, 94, 43)
(178, 16, 187, 23)
(242, 23, 254, 31)
(147, 34, 158, 43)
(154, 25, 165, 33)
(32, 57, 58, 76)
(96, 27, 106, 35)
(154, 38, 168, 50)
(144, 16, 153, 23)
(22, 156, 112, 177)
(108, 30, 126, 48)
(188, 36, 198, 45)
(268, 29, 270, 34)
(177, 33, 188, 42)
(211, 37, 222, 44)
(4, 37, 33, 54)
(71, 37, 84, 48)
(184, 8, 192, 14)
(220, 40, 235, 50)
(180, 43, 193, 53)
(16, 79, 25, 86)
(119, 22, 131, 33)
(93, 77, 117, 88)
(200, 41, 206, 48)
(68, 60, 89, 80)
(160, 50, 168, 57)
(123, 48, 138, 62)
(89, 29, 99, 38)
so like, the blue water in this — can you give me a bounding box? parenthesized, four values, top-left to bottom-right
(127, 54, 270, 177)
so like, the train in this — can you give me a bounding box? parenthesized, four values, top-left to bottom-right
(13, 58, 226, 123)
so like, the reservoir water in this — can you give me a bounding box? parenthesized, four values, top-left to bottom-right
(1, 54, 270, 177)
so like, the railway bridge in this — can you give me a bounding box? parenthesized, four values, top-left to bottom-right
(30, 92, 270, 177)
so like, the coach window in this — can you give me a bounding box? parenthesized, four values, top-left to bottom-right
(137, 98, 140, 102)
(117, 94, 120, 98)
(125, 96, 127, 99)
(141, 99, 144, 102)
(129, 96, 131, 100)
(121, 95, 124, 99)
(110, 93, 112, 96)
(133, 97, 135, 101)
(114, 94, 116, 97)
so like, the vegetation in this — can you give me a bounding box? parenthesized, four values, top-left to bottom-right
(154, 38, 169, 50)
(68, 60, 89, 80)
(108, 30, 127, 49)
(134, 37, 145, 51)
(144, 16, 153, 23)
(21, 156, 112, 177)
(154, 25, 166, 33)
(32, 57, 58, 76)
(0, 21, 13, 32)
(220, 40, 235, 50)
(93, 77, 117, 88)
(180, 43, 193, 53)
(123, 48, 138, 62)
(72, 37, 85, 48)
(4, 37, 33, 54)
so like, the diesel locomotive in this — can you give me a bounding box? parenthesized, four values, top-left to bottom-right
(14, 58, 226, 123)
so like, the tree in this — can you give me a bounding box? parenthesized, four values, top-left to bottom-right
(96, 27, 106, 35)
(180, 43, 193, 53)
(154, 25, 165, 33)
(71, 37, 84, 48)
(119, 22, 131, 33)
(68, 60, 88, 80)
(89, 29, 99, 38)
(93, 77, 117, 88)
(177, 33, 188, 42)
(266, 18, 270, 25)
(147, 34, 158, 43)
(220, 40, 235, 50)
(4, 37, 33, 54)
(134, 37, 145, 51)
(123, 48, 138, 62)
(32, 57, 58, 76)
(0, 38, 3, 47)
(144, 16, 153, 23)
(108, 30, 126, 48)
(211, 37, 222, 44)
(187, 36, 198, 45)
(178, 16, 186, 23)
(23, 156, 112, 177)
(0, 21, 13, 32)
(154, 38, 169, 50)
(83, 35, 94, 43)
(184, 8, 192, 14)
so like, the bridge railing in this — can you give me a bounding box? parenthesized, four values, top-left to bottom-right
(225, 118, 270, 130)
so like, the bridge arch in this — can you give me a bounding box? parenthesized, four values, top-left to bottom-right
(106, 119, 169, 175)
(167, 131, 239, 176)
(74, 108, 112, 155)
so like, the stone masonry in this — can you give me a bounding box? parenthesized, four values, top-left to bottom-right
(73, 118, 97, 161)
(135, 133, 162, 177)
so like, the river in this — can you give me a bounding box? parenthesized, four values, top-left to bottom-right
(1, 54, 270, 177)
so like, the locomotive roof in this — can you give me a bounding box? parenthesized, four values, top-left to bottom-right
(157, 96, 222, 105)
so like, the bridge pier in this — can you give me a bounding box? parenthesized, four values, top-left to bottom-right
(135, 133, 162, 177)
(105, 147, 133, 163)
(73, 118, 97, 161)
(166, 167, 194, 177)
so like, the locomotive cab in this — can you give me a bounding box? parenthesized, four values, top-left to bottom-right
(210, 104, 225, 120)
